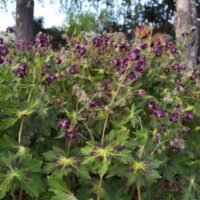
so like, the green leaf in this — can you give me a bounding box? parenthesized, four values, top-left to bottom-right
(48, 174, 77, 200)
(51, 191, 78, 200)
(0, 117, 18, 131)
(98, 160, 110, 176)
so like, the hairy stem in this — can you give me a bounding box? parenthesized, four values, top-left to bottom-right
(18, 118, 24, 144)
(100, 72, 128, 146)
(85, 123, 94, 141)
(66, 141, 70, 156)
(137, 174, 141, 200)
(150, 139, 170, 155)
(97, 176, 103, 200)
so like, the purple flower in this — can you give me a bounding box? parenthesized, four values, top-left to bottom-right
(112, 58, 121, 67)
(46, 73, 57, 84)
(41, 62, 51, 75)
(177, 84, 188, 92)
(89, 100, 100, 109)
(140, 42, 148, 49)
(0, 45, 9, 57)
(184, 111, 193, 121)
(45, 62, 51, 68)
(0, 56, 4, 64)
(128, 48, 141, 60)
(164, 68, 170, 74)
(169, 113, 179, 122)
(6, 27, 15, 33)
(170, 46, 177, 54)
(76, 45, 86, 56)
(65, 125, 80, 140)
(15, 63, 28, 78)
(15, 39, 34, 51)
(119, 44, 127, 52)
(147, 100, 157, 110)
(57, 118, 71, 129)
(101, 81, 111, 91)
(153, 108, 166, 118)
(92, 35, 108, 48)
(55, 56, 62, 64)
(122, 57, 130, 67)
(153, 44, 162, 56)
(35, 33, 49, 47)
(190, 69, 198, 80)
(70, 64, 79, 74)
(134, 60, 146, 75)
(174, 76, 182, 83)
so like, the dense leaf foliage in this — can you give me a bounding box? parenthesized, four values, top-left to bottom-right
(0, 27, 200, 199)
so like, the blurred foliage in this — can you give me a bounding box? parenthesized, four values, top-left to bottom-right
(65, 12, 97, 35)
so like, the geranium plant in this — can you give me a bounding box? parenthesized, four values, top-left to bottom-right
(0, 27, 199, 200)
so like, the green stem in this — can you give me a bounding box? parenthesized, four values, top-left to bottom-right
(100, 112, 109, 145)
(18, 118, 24, 144)
(11, 191, 16, 200)
(66, 141, 70, 156)
(17, 68, 35, 145)
(85, 123, 94, 141)
(100, 72, 128, 146)
(137, 174, 141, 200)
(97, 176, 103, 200)
(150, 139, 170, 155)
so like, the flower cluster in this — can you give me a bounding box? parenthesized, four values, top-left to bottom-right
(14, 63, 28, 78)
(15, 38, 34, 51)
(148, 100, 193, 123)
(35, 33, 50, 47)
(57, 117, 80, 140)
(92, 35, 108, 48)
(0, 42, 9, 64)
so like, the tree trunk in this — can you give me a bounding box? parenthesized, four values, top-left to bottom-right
(16, 0, 34, 42)
(174, 0, 199, 70)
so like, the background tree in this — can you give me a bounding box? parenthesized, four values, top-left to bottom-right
(175, 0, 199, 69)
(16, 0, 34, 42)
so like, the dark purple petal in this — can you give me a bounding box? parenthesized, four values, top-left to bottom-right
(70, 64, 79, 74)
(169, 113, 179, 122)
(190, 69, 198, 80)
(76, 45, 86, 56)
(35, 33, 49, 47)
(89, 101, 100, 109)
(119, 44, 128, 52)
(92, 35, 108, 48)
(46, 73, 57, 84)
(0, 56, 4, 64)
(101, 81, 111, 91)
(153, 45, 162, 56)
(147, 100, 157, 110)
(112, 58, 121, 67)
(164, 67, 170, 74)
(177, 84, 188, 92)
(128, 48, 141, 60)
(6, 27, 15, 33)
(0, 45, 9, 57)
(14, 63, 28, 78)
(65, 125, 80, 140)
(153, 108, 166, 118)
(56, 57, 62, 64)
(57, 118, 71, 129)
(184, 111, 193, 121)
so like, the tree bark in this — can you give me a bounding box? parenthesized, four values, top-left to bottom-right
(16, 0, 34, 42)
(174, 0, 199, 70)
